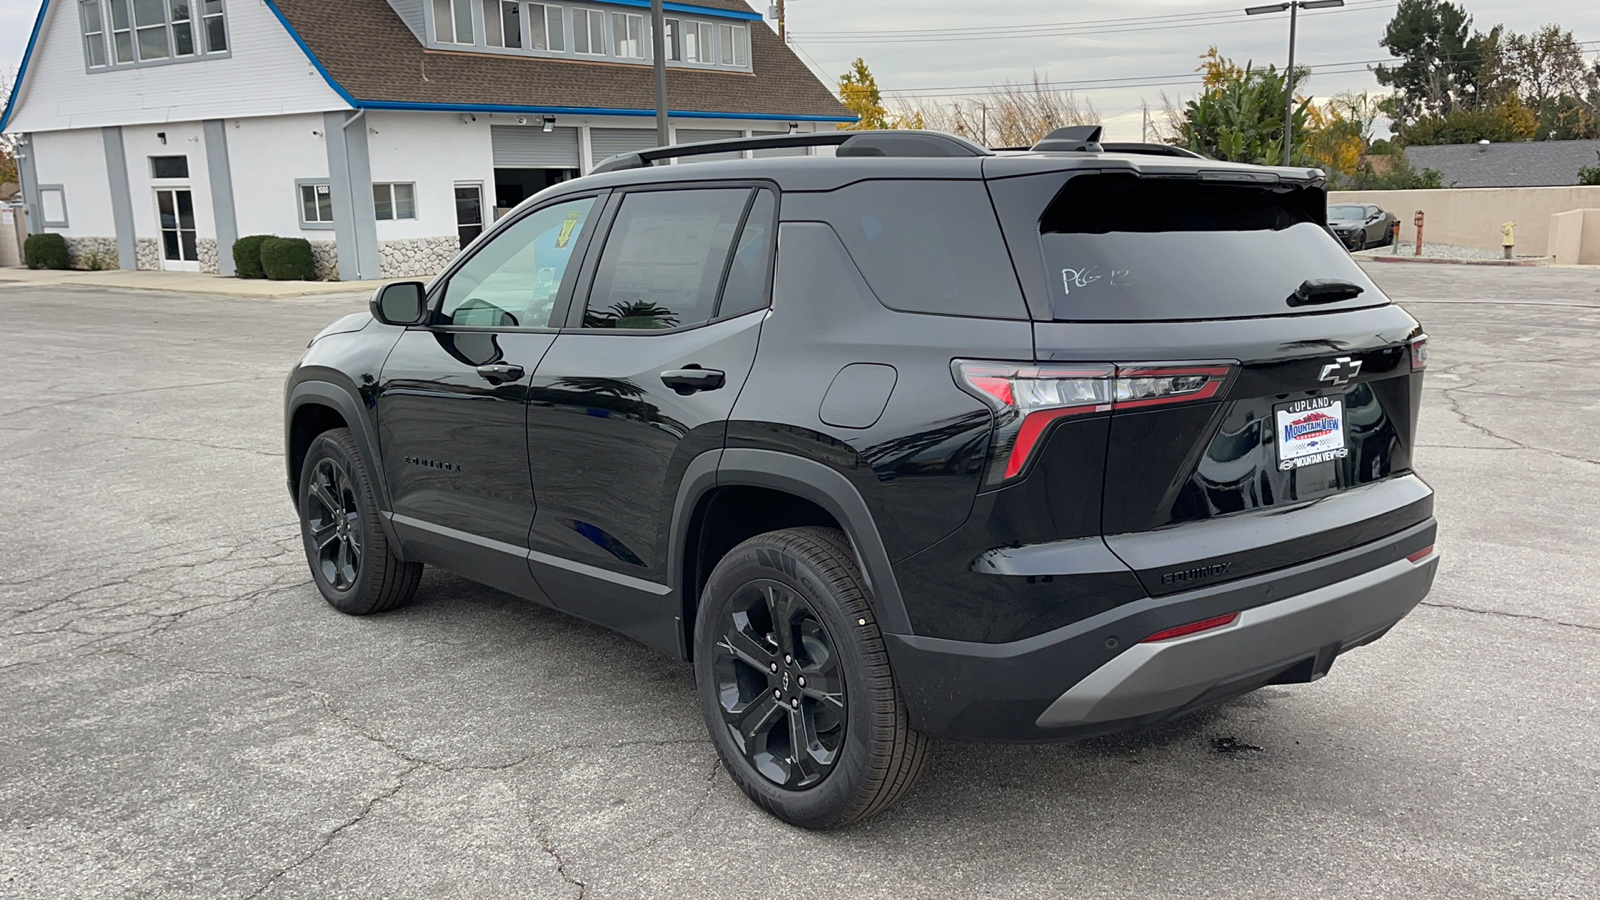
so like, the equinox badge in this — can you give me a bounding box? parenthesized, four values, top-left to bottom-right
(1317, 357, 1363, 386)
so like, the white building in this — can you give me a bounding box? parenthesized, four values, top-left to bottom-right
(2, 0, 852, 279)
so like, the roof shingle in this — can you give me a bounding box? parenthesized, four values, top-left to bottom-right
(272, 0, 851, 120)
(1405, 140, 1600, 188)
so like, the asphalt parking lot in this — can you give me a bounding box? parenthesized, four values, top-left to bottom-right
(2, 264, 1598, 899)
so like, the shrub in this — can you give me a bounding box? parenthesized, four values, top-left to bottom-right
(231, 234, 274, 279)
(23, 233, 70, 270)
(260, 236, 316, 281)
(1579, 151, 1600, 187)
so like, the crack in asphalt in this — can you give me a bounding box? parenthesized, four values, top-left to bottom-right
(1419, 600, 1600, 636)
(0, 375, 281, 421)
(1436, 386, 1598, 466)
(536, 825, 588, 900)
(242, 763, 426, 900)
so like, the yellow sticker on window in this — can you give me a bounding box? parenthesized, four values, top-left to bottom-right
(555, 210, 581, 249)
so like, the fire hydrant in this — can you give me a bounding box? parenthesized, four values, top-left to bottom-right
(1502, 222, 1515, 259)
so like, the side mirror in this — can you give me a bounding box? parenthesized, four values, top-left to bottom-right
(370, 281, 428, 326)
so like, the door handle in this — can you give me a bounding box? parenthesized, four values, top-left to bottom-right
(660, 366, 725, 395)
(475, 363, 525, 384)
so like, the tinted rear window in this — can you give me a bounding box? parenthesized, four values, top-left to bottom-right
(812, 180, 1027, 320)
(1036, 174, 1385, 322)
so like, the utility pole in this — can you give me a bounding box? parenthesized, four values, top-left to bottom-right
(1245, 0, 1343, 166)
(979, 102, 988, 148)
(1141, 104, 1149, 143)
(776, 0, 787, 42)
(651, 0, 669, 147)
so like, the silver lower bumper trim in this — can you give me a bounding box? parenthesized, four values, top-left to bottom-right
(1034, 553, 1438, 728)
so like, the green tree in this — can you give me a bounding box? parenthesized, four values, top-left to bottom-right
(1578, 151, 1600, 186)
(0, 69, 18, 187)
(1375, 0, 1494, 129)
(1404, 95, 1538, 144)
(1346, 145, 1446, 190)
(1177, 49, 1311, 166)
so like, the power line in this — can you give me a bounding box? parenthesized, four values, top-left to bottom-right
(796, 0, 1391, 39)
(795, 1, 1394, 44)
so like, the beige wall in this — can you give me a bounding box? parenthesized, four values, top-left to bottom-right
(1549, 209, 1600, 265)
(1329, 185, 1600, 255)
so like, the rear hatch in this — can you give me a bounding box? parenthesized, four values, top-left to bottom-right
(985, 160, 1431, 596)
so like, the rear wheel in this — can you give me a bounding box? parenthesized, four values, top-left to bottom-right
(298, 428, 422, 615)
(694, 527, 929, 829)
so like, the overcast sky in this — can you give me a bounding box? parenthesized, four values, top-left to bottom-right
(3, 0, 1596, 140)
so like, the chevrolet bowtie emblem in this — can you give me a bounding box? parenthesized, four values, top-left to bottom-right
(1317, 357, 1363, 386)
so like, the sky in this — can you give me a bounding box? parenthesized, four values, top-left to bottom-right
(3, 0, 1597, 140)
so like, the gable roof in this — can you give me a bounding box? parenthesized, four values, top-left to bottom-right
(1406, 140, 1600, 188)
(270, 0, 853, 122)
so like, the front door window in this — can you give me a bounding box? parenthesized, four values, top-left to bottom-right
(155, 188, 199, 271)
(455, 184, 484, 249)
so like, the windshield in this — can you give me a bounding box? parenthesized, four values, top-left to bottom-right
(1034, 174, 1387, 321)
(1328, 206, 1365, 221)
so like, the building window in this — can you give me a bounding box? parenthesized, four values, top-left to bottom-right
(485, 0, 520, 48)
(720, 23, 748, 66)
(683, 20, 713, 64)
(298, 181, 335, 229)
(202, 0, 227, 52)
(85, 0, 228, 68)
(530, 3, 564, 51)
(572, 8, 605, 55)
(433, 0, 474, 44)
(663, 17, 680, 61)
(611, 12, 643, 59)
(81, 0, 109, 68)
(39, 186, 70, 229)
(150, 155, 189, 179)
(374, 183, 418, 221)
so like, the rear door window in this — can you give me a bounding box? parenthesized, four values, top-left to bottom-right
(812, 180, 1027, 320)
(583, 187, 750, 330)
(1033, 173, 1386, 321)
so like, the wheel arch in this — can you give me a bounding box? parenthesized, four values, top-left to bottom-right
(670, 448, 912, 661)
(285, 380, 390, 515)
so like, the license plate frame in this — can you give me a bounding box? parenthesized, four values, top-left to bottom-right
(1274, 396, 1349, 471)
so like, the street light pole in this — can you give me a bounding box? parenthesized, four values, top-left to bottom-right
(1245, 0, 1343, 166)
(651, 0, 669, 147)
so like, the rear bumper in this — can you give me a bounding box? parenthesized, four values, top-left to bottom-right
(884, 519, 1437, 741)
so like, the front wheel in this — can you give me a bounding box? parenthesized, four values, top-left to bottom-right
(297, 428, 422, 615)
(693, 527, 929, 829)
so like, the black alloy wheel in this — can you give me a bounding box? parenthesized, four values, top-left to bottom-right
(694, 527, 930, 829)
(305, 456, 361, 591)
(298, 428, 423, 615)
(711, 579, 847, 789)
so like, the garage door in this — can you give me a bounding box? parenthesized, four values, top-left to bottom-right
(491, 125, 581, 167)
(589, 128, 660, 166)
(675, 128, 743, 162)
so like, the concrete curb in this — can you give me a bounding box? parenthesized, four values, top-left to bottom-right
(1362, 255, 1553, 267)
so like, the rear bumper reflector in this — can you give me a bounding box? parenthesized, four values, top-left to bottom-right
(1140, 612, 1240, 643)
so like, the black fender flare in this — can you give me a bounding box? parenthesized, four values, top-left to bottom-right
(285, 380, 405, 559)
(668, 447, 912, 655)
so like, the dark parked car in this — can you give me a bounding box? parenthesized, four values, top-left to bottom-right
(1328, 202, 1397, 250)
(284, 128, 1437, 829)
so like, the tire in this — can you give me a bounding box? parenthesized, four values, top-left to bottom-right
(693, 526, 930, 829)
(297, 428, 422, 615)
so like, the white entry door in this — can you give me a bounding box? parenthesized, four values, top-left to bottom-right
(155, 188, 201, 272)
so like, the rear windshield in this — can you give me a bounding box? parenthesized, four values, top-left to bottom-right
(1037, 174, 1385, 321)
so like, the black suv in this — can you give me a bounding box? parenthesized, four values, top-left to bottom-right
(284, 128, 1437, 829)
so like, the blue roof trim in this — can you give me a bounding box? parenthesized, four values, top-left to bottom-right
(0, 0, 53, 133)
(355, 99, 856, 123)
(261, 0, 358, 107)
(597, 0, 765, 20)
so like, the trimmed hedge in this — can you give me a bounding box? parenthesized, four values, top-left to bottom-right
(231, 234, 274, 279)
(260, 236, 316, 281)
(24, 233, 71, 270)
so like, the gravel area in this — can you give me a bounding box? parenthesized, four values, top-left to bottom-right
(1353, 241, 1545, 261)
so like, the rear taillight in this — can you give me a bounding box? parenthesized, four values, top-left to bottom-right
(1410, 335, 1428, 371)
(954, 360, 1237, 485)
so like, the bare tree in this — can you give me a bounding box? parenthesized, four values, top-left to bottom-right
(0, 68, 19, 188)
(891, 74, 1099, 148)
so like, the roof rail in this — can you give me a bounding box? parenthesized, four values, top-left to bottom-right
(1099, 142, 1207, 159)
(589, 130, 991, 174)
(1032, 125, 1104, 152)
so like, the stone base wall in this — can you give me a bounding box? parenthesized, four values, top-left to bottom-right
(380, 236, 459, 280)
(309, 240, 339, 281)
(62, 236, 119, 270)
(197, 238, 220, 274)
(135, 238, 161, 271)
